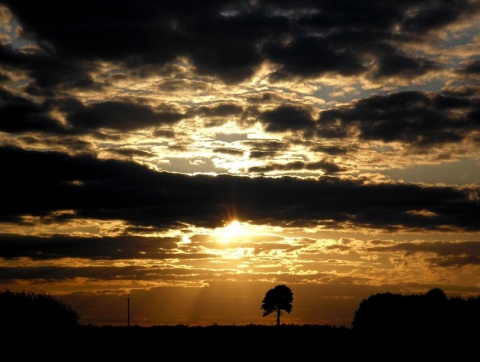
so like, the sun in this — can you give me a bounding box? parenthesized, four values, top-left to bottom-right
(217, 220, 244, 242)
(224, 220, 242, 236)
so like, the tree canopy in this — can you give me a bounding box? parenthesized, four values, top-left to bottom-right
(261, 284, 293, 326)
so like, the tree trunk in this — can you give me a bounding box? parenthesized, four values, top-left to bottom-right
(276, 309, 280, 326)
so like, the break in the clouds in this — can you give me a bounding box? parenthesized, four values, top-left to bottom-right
(0, 0, 479, 327)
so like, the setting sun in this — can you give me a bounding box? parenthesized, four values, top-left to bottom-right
(218, 220, 244, 241)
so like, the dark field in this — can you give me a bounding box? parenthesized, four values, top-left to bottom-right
(5, 324, 476, 360)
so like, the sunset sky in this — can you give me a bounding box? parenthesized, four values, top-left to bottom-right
(1, 0, 480, 328)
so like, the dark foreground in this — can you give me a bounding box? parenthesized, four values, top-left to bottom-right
(4, 324, 477, 359)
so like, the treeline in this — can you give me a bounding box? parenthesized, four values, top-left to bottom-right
(1, 288, 479, 358)
(352, 288, 480, 336)
(1, 287, 479, 333)
(0, 289, 79, 327)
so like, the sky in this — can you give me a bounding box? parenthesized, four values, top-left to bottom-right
(0, 0, 479, 328)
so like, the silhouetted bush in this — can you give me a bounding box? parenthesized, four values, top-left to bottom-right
(0, 289, 79, 328)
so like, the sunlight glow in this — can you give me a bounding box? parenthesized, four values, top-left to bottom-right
(223, 220, 242, 238)
(217, 220, 245, 242)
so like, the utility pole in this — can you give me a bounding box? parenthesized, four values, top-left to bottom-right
(127, 295, 130, 327)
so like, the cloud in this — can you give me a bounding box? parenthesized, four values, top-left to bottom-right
(259, 105, 316, 132)
(68, 100, 187, 131)
(319, 90, 479, 148)
(0, 88, 63, 133)
(3, 0, 477, 88)
(2, 145, 479, 232)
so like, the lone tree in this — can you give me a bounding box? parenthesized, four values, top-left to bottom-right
(261, 284, 293, 326)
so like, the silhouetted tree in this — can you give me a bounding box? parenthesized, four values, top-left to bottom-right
(0, 289, 80, 328)
(425, 287, 447, 300)
(261, 285, 293, 326)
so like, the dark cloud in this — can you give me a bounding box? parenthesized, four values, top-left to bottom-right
(1, 146, 479, 231)
(3, 0, 185, 62)
(265, 35, 366, 80)
(157, 79, 211, 92)
(213, 147, 244, 156)
(311, 145, 350, 156)
(249, 150, 279, 159)
(19, 135, 93, 153)
(246, 139, 287, 158)
(260, 105, 316, 132)
(0, 264, 216, 282)
(371, 49, 439, 79)
(0, 265, 138, 282)
(109, 148, 157, 159)
(197, 103, 245, 127)
(0, 89, 63, 133)
(187, 35, 260, 84)
(197, 103, 244, 117)
(0, 89, 189, 137)
(0, 234, 180, 260)
(464, 60, 480, 74)
(248, 159, 342, 174)
(319, 91, 479, 147)
(153, 129, 176, 138)
(68, 101, 187, 131)
(305, 160, 342, 173)
(296, 1, 402, 31)
(3, 0, 477, 86)
(244, 140, 286, 151)
(25, 57, 100, 96)
(246, 92, 286, 104)
(458, 59, 480, 76)
(0, 43, 99, 96)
